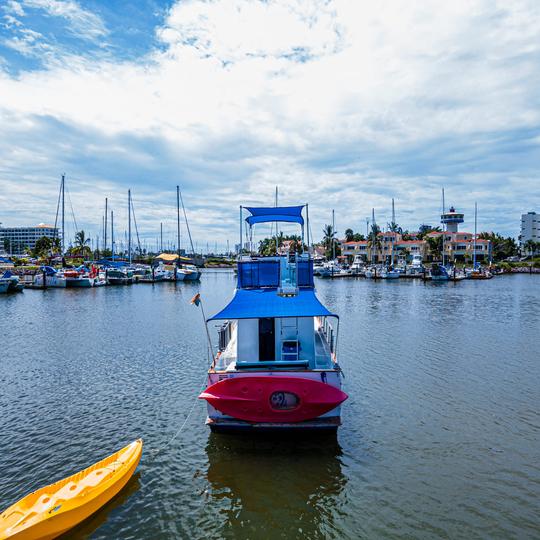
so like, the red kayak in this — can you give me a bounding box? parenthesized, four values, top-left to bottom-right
(199, 376, 348, 423)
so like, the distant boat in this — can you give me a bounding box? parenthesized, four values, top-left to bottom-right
(1, 271, 24, 292)
(106, 268, 133, 285)
(380, 268, 400, 279)
(430, 264, 449, 281)
(408, 254, 424, 275)
(60, 269, 93, 288)
(178, 263, 201, 281)
(33, 266, 67, 288)
(0, 279, 9, 294)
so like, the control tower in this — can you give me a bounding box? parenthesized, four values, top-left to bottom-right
(441, 206, 464, 233)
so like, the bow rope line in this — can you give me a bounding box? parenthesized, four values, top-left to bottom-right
(147, 292, 214, 464)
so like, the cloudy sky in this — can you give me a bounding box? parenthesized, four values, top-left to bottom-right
(1, 0, 539, 250)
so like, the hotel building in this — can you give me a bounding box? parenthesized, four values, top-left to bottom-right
(0, 224, 59, 256)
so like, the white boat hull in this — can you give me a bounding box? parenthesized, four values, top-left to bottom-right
(33, 275, 67, 288)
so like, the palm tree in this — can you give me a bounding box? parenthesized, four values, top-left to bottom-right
(523, 239, 537, 257)
(74, 230, 90, 256)
(387, 222, 402, 234)
(367, 223, 381, 262)
(322, 224, 335, 249)
(322, 224, 338, 259)
(426, 235, 443, 261)
(344, 228, 354, 242)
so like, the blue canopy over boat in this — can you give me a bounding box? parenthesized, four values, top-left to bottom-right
(244, 205, 304, 226)
(208, 288, 336, 320)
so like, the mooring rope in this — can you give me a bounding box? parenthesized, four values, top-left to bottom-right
(146, 373, 209, 464)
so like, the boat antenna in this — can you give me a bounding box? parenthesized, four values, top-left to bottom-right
(239, 205, 243, 259)
(305, 203, 310, 255)
(179, 188, 195, 256)
(275, 185, 278, 255)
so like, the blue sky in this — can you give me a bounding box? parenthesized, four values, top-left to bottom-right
(1, 0, 539, 250)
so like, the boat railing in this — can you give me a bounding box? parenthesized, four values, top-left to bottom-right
(317, 316, 336, 355)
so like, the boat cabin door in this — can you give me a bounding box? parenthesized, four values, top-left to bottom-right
(258, 318, 275, 361)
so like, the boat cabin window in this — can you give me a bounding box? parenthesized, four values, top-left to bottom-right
(258, 318, 275, 361)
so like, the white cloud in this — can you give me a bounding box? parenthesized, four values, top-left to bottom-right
(22, 0, 107, 39)
(0, 0, 539, 241)
(3, 1, 25, 17)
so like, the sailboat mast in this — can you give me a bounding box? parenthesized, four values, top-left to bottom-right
(128, 190, 132, 264)
(111, 210, 114, 261)
(61, 174, 65, 255)
(371, 208, 376, 264)
(442, 188, 446, 266)
(473, 202, 477, 269)
(104, 197, 108, 254)
(332, 209, 336, 261)
(176, 186, 181, 257)
(391, 198, 395, 267)
(160, 222, 163, 253)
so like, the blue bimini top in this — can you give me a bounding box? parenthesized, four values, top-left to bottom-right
(244, 205, 305, 226)
(208, 288, 337, 321)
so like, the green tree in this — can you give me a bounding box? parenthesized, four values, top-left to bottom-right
(3, 238, 10, 253)
(478, 232, 518, 261)
(74, 230, 90, 253)
(344, 228, 354, 242)
(367, 223, 381, 262)
(426, 235, 443, 261)
(523, 239, 537, 256)
(418, 225, 441, 240)
(32, 236, 53, 258)
(322, 224, 340, 259)
(387, 221, 402, 234)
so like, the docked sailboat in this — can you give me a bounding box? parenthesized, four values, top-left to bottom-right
(198, 204, 347, 432)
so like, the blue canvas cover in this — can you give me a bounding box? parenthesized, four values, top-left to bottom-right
(208, 288, 336, 320)
(244, 205, 304, 226)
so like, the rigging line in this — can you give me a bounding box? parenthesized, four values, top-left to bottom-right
(53, 179, 62, 241)
(130, 196, 142, 255)
(146, 373, 208, 464)
(65, 185, 78, 233)
(179, 190, 195, 255)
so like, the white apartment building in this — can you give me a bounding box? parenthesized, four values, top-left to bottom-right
(520, 212, 538, 247)
(0, 223, 59, 255)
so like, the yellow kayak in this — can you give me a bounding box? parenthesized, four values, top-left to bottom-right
(0, 439, 143, 540)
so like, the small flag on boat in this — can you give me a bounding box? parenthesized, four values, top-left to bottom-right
(191, 293, 201, 306)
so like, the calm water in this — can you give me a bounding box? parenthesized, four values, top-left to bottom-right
(1, 272, 539, 539)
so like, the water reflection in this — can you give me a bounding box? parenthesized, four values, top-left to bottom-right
(60, 473, 141, 540)
(203, 432, 347, 539)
